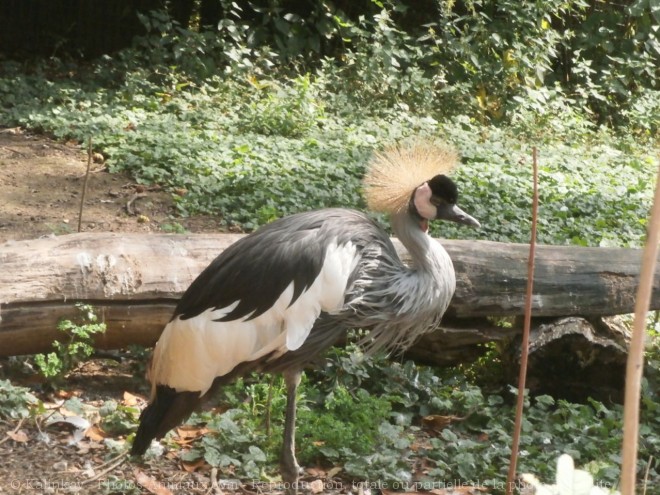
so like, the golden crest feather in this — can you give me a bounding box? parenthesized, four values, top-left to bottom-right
(363, 142, 459, 214)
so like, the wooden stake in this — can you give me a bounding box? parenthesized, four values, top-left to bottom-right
(620, 161, 660, 494)
(506, 147, 539, 494)
(78, 137, 93, 233)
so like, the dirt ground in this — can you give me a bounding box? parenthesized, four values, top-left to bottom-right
(0, 129, 222, 244)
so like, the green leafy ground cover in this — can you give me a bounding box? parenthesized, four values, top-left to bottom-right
(1, 65, 657, 247)
(1, 3, 659, 492)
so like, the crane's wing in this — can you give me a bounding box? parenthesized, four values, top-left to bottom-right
(149, 209, 382, 395)
(176, 211, 328, 323)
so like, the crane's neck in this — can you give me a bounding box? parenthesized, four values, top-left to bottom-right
(390, 210, 452, 275)
(362, 208, 456, 353)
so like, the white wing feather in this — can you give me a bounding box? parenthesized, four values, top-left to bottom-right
(150, 242, 358, 395)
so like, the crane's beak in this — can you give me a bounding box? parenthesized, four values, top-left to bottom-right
(436, 203, 481, 228)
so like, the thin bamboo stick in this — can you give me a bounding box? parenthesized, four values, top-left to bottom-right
(620, 161, 660, 494)
(77, 137, 93, 233)
(506, 147, 539, 494)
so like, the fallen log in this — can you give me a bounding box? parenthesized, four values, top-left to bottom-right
(0, 232, 651, 360)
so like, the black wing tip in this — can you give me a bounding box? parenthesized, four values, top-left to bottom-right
(130, 385, 201, 456)
(131, 420, 156, 455)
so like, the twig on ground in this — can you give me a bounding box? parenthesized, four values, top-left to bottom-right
(206, 467, 225, 495)
(93, 450, 131, 471)
(126, 192, 148, 215)
(33, 413, 45, 436)
(78, 137, 93, 232)
(0, 146, 28, 157)
(0, 417, 26, 445)
(506, 147, 539, 494)
(80, 450, 129, 486)
(642, 455, 653, 495)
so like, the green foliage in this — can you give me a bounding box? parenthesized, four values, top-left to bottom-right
(180, 368, 411, 482)
(0, 6, 658, 488)
(567, 0, 660, 122)
(423, 0, 583, 121)
(121, 1, 659, 126)
(297, 385, 410, 480)
(159, 221, 188, 233)
(182, 406, 275, 480)
(421, 390, 624, 488)
(237, 75, 324, 137)
(316, 6, 440, 109)
(34, 304, 106, 380)
(0, 380, 40, 420)
(438, 121, 657, 247)
(622, 89, 660, 139)
(99, 400, 140, 436)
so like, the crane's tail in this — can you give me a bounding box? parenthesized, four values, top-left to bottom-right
(131, 385, 201, 456)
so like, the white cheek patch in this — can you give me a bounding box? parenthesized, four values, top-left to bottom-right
(413, 182, 437, 220)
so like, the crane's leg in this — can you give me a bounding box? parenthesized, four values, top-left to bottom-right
(280, 368, 302, 494)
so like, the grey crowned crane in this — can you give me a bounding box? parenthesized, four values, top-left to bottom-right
(131, 143, 479, 489)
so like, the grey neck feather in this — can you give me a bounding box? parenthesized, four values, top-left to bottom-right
(389, 210, 448, 273)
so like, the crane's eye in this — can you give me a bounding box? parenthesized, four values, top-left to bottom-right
(431, 196, 451, 206)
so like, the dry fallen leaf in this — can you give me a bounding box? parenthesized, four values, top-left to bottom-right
(165, 451, 179, 460)
(181, 457, 207, 473)
(174, 425, 208, 445)
(421, 414, 468, 433)
(122, 391, 140, 406)
(410, 437, 434, 452)
(55, 389, 76, 399)
(309, 479, 324, 494)
(85, 425, 108, 442)
(134, 468, 174, 495)
(305, 467, 325, 477)
(77, 443, 91, 455)
(326, 466, 342, 478)
(7, 430, 29, 443)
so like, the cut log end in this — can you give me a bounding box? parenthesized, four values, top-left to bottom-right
(505, 316, 630, 403)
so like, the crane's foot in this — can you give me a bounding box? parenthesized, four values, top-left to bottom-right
(280, 454, 302, 495)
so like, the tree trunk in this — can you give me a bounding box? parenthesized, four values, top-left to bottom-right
(0, 233, 649, 361)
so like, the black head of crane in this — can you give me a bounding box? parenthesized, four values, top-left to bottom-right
(131, 142, 480, 491)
